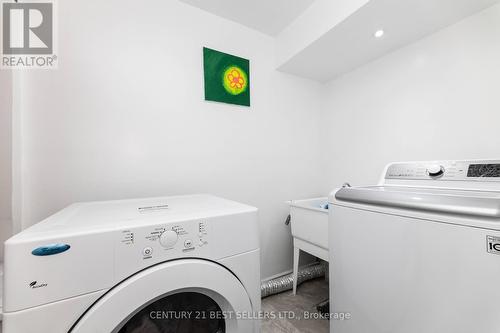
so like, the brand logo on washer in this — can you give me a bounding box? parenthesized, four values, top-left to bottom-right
(487, 236, 500, 255)
(29, 280, 48, 289)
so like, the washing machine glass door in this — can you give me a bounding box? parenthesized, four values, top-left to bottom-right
(71, 259, 255, 333)
(118, 291, 226, 333)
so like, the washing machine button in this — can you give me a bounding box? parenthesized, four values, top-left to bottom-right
(184, 239, 193, 248)
(143, 247, 153, 256)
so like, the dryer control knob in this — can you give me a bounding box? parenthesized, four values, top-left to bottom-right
(159, 230, 178, 248)
(427, 165, 444, 177)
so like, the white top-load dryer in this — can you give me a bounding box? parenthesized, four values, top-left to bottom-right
(3, 194, 261, 333)
(329, 160, 500, 333)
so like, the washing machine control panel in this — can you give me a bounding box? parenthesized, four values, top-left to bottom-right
(385, 160, 500, 181)
(115, 219, 212, 279)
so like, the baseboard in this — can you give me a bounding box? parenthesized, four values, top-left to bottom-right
(261, 261, 320, 283)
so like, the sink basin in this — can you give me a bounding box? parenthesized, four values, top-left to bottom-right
(289, 197, 329, 257)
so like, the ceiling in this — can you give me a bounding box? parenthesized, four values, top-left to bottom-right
(179, 0, 316, 36)
(279, 0, 500, 82)
(180, 0, 500, 82)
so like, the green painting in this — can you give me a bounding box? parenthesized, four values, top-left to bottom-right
(203, 47, 250, 107)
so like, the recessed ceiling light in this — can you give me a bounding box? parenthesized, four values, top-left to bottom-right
(374, 30, 385, 38)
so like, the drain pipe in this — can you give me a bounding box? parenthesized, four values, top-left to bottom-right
(261, 262, 327, 298)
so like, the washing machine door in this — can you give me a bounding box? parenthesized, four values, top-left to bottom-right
(70, 259, 255, 333)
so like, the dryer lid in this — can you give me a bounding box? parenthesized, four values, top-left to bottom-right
(334, 186, 500, 219)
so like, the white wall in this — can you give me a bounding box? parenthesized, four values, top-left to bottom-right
(321, 4, 500, 191)
(15, 0, 324, 279)
(0, 70, 12, 259)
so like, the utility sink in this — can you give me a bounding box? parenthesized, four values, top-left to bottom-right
(288, 197, 329, 295)
(289, 197, 329, 253)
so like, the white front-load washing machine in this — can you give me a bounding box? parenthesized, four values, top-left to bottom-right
(329, 160, 500, 333)
(3, 194, 261, 333)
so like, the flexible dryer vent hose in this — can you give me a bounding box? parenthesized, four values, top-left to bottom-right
(260, 262, 327, 298)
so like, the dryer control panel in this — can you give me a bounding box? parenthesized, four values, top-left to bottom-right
(385, 160, 500, 181)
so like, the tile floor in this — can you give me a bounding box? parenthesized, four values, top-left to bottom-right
(261, 277, 329, 333)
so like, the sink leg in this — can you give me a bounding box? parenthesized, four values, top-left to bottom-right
(293, 246, 300, 295)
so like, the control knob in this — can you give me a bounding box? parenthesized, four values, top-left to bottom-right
(427, 165, 445, 178)
(159, 230, 178, 248)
